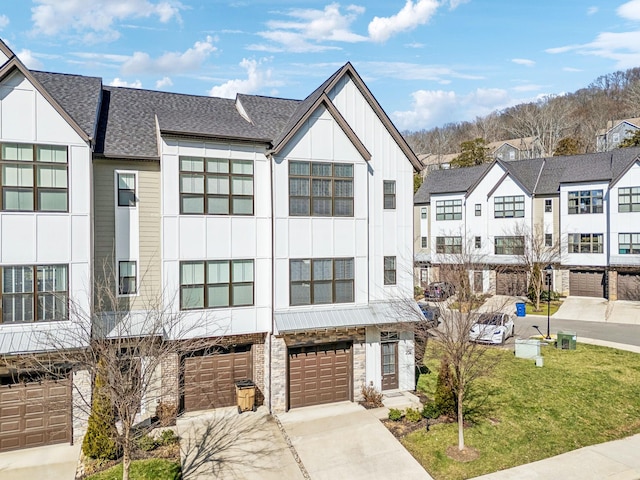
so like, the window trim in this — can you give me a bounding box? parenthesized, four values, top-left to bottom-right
(494, 195, 525, 218)
(494, 236, 525, 255)
(435, 199, 462, 221)
(118, 260, 138, 296)
(116, 171, 137, 207)
(619, 187, 640, 213)
(618, 233, 640, 254)
(383, 256, 396, 285)
(568, 233, 603, 253)
(544, 199, 552, 213)
(289, 257, 354, 306)
(289, 161, 354, 217)
(568, 190, 603, 215)
(383, 180, 396, 210)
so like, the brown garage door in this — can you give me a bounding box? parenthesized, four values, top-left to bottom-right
(570, 270, 605, 297)
(0, 376, 71, 452)
(496, 271, 528, 296)
(618, 273, 640, 300)
(182, 345, 252, 411)
(288, 342, 351, 409)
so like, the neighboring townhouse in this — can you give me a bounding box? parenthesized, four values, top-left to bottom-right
(414, 147, 640, 301)
(488, 137, 545, 162)
(0, 39, 420, 452)
(596, 118, 640, 152)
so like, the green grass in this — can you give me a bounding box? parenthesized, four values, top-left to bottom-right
(525, 300, 562, 316)
(406, 344, 640, 480)
(85, 459, 181, 480)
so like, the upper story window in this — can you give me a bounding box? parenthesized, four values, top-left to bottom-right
(494, 195, 524, 218)
(1, 143, 68, 212)
(383, 181, 396, 209)
(545, 199, 552, 213)
(494, 236, 524, 255)
(180, 157, 254, 215)
(436, 236, 462, 254)
(289, 161, 353, 217)
(290, 258, 354, 305)
(568, 190, 603, 214)
(475, 204, 481, 216)
(117, 173, 136, 207)
(435, 199, 462, 220)
(619, 233, 640, 254)
(474, 236, 481, 249)
(118, 261, 137, 295)
(421, 236, 427, 248)
(180, 259, 254, 310)
(420, 207, 427, 219)
(545, 234, 553, 247)
(568, 233, 603, 253)
(1, 265, 68, 323)
(384, 256, 396, 285)
(619, 187, 640, 213)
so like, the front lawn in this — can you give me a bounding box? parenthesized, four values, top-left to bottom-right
(85, 459, 181, 480)
(404, 344, 640, 480)
(525, 300, 562, 316)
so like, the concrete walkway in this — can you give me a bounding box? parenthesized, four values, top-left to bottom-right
(0, 442, 81, 480)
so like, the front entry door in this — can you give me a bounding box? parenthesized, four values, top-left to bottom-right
(381, 341, 399, 390)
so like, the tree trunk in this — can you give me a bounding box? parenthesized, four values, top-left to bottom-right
(457, 387, 465, 450)
(122, 424, 131, 480)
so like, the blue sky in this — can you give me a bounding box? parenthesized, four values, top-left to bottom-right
(1, 1, 639, 132)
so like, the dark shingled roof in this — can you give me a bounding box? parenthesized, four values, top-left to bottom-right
(236, 94, 301, 140)
(414, 164, 489, 204)
(31, 71, 102, 140)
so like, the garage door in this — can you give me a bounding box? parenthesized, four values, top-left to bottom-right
(618, 273, 640, 300)
(0, 376, 71, 452)
(288, 342, 351, 409)
(570, 270, 605, 297)
(182, 345, 252, 411)
(496, 271, 528, 296)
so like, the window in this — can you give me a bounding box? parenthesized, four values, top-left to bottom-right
(475, 236, 481, 249)
(179, 157, 254, 215)
(1, 265, 68, 323)
(494, 236, 525, 255)
(475, 204, 481, 216)
(180, 260, 254, 309)
(421, 236, 428, 248)
(568, 233, 603, 253)
(435, 199, 462, 220)
(117, 173, 136, 207)
(420, 207, 427, 219)
(1, 143, 68, 212)
(619, 187, 640, 212)
(613, 133, 620, 143)
(568, 190, 603, 214)
(383, 181, 396, 209)
(290, 258, 354, 305)
(118, 261, 137, 295)
(384, 256, 396, 285)
(289, 161, 353, 216)
(494, 195, 524, 218)
(435, 236, 462, 254)
(545, 234, 553, 247)
(619, 233, 640, 254)
(545, 199, 552, 213)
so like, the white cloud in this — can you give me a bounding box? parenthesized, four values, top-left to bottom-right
(368, 0, 439, 43)
(512, 58, 535, 67)
(587, 6, 598, 15)
(208, 58, 280, 98)
(405, 42, 425, 48)
(109, 78, 143, 88)
(121, 36, 216, 75)
(362, 61, 483, 82)
(563, 67, 582, 72)
(251, 3, 367, 53)
(16, 49, 43, 69)
(618, 0, 640, 20)
(155, 76, 173, 89)
(512, 84, 542, 92)
(31, 0, 183, 42)
(0, 14, 9, 30)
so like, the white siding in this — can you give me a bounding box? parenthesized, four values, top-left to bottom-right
(610, 161, 640, 266)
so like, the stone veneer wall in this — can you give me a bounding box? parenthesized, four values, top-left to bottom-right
(269, 328, 366, 414)
(72, 369, 91, 442)
(608, 270, 618, 300)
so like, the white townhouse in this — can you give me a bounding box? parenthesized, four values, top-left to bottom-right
(414, 147, 640, 301)
(0, 38, 421, 452)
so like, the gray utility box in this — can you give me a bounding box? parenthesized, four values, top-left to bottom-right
(515, 339, 541, 359)
(556, 331, 577, 350)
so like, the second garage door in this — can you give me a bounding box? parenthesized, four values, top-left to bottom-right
(288, 342, 351, 409)
(570, 270, 605, 297)
(618, 273, 640, 300)
(496, 271, 528, 296)
(182, 345, 253, 412)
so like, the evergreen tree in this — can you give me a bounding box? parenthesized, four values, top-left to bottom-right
(82, 361, 120, 460)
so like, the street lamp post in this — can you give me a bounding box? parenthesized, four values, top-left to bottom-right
(544, 264, 553, 339)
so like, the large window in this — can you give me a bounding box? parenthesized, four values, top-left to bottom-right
(494, 236, 525, 255)
(435, 236, 462, 254)
(290, 258, 354, 305)
(1, 143, 68, 212)
(289, 161, 353, 216)
(179, 157, 253, 215)
(619, 187, 640, 213)
(568, 190, 603, 214)
(494, 195, 524, 218)
(619, 233, 640, 254)
(180, 260, 254, 309)
(1, 265, 68, 323)
(383, 181, 396, 209)
(435, 199, 462, 220)
(568, 233, 603, 253)
(384, 256, 396, 285)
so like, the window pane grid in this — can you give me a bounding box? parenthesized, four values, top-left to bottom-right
(619, 187, 640, 213)
(435, 236, 462, 254)
(289, 161, 354, 217)
(494, 236, 525, 255)
(180, 260, 254, 310)
(618, 233, 640, 254)
(384, 256, 396, 285)
(494, 195, 525, 218)
(568, 233, 603, 253)
(568, 190, 603, 214)
(435, 199, 462, 220)
(290, 258, 354, 305)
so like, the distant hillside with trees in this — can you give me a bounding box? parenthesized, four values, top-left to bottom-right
(403, 67, 640, 157)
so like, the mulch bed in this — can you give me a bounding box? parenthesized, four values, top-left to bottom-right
(81, 442, 180, 477)
(383, 414, 455, 438)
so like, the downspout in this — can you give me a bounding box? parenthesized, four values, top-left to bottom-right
(367, 162, 372, 304)
(269, 152, 275, 414)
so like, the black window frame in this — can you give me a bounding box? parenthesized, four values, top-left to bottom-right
(544, 199, 552, 213)
(421, 236, 428, 248)
(384, 256, 396, 285)
(494, 236, 525, 255)
(494, 195, 525, 218)
(117, 172, 137, 207)
(289, 258, 354, 306)
(474, 236, 481, 249)
(420, 207, 427, 219)
(435, 236, 462, 254)
(475, 203, 481, 216)
(383, 180, 396, 210)
(619, 187, 640, 213)
(568, 190, 603, 215)
(545, 233, 553, 247)
(118, 261, 137, 295)
(435, 199, 462, 221)
(289, 161, 354, 217)
(568, 233, 603, 253)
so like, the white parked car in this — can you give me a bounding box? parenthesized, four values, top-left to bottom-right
(469, 312, 515, 345)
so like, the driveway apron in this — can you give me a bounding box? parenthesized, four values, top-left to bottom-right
(0, 442, 80, 480)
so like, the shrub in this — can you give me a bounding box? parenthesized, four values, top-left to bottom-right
(155, 402, 178, 427)
(434, 359, 457, 419)
(414, 285, 424, 298)
(388, 408, 403, 421)
(405, 407, 422, 423)
(136, 434, 158, 452)
(360, 382, 384, 408)
(422, 402, 440, 419)
(159, 429, 179, 446)
(82, 364, 121, 460)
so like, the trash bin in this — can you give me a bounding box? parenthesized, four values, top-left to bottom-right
(515, 302, 526, 317)
(235, 379, 256, 413)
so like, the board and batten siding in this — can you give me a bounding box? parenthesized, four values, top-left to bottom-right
(93, 160, 161, 311)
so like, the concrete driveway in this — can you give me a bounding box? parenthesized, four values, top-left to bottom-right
(0, 442, 80, 480)
(277, 402, 433, 480)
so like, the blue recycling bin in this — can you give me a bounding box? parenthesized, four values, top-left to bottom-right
(515, 302, 526, 317)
